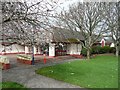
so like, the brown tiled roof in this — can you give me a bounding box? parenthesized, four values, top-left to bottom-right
(51, 27, 84, 43)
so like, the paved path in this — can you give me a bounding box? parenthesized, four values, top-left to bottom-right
(2, 55, 81, 88)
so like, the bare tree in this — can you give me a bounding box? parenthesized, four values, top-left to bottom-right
(55, 2, 107, 59)
(104, 2, 120, 57)
(0, 0, 61, 65)
(1, 1, 59, 46)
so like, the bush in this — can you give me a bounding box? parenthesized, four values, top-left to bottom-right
(81, 48, 92, 56)
(99, 46, 111, 54)
(109, 47, 116, 53)
(81, 48, 87, 56)
(82, 46, 115, 56)
(92, 46, 101, 54)
(91, 46, 115, 54)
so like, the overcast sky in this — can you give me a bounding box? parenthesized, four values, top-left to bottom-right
(53, 0, 81, 13)
(24, 0, 81, 11)
(58, 0, 81, 8)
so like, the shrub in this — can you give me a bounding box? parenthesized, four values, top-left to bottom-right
(91, 46, 101, 54)
(109, 47, 116, 53)
(81, 48, 92, 56)
(91, 46, 115, 54)
(99, 46, 111, 54)
(82, 46, 115, 56)
(81, 48, 87, 56)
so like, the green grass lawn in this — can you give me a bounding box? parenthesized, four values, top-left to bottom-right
(36, 55, 118, 88)
(0, 81, 28, 90)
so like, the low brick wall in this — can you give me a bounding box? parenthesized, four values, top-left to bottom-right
(17, 55, 42, 65)
(0, 63, 10, 70)
(70, 54, 83, 58)
(0, 56, 10, 70)
(17, 58, 42, 65)
(17, 58, 32, 65)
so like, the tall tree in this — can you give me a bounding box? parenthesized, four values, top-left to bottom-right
(55, 2, 107, 59)
(104, 2, 120, 57)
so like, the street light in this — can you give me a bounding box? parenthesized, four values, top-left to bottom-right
(31, 28, 34, 65)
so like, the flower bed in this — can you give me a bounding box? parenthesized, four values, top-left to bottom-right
(17, 55, 32, 65)
(0, 56, 10, 70)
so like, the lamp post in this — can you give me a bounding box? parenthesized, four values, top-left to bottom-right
(32, 29, 34, 65)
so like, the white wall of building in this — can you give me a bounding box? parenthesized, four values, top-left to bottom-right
(67, 44, 82, 55)
(25, 46, 29, 54)
(37, 47, 42, 54)
(110, 43, 115, 47)
(25, 46, 42, 54)
(49, 43, 55, 57)
(0, 43, 82, 56)
(66, 44, 71, 54)
(0, 44, 4, 52)
(0, 44, 24, 53)
(0, 44, 45, 55)
(33, 46, 37, 54)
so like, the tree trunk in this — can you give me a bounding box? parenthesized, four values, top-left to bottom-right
(87, 49, 90, 60)
(115, 46, 119, 57)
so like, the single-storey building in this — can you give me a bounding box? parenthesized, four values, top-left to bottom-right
(1, 27, 114, 57)
(48, 27, 84, 57)
(0, 27, 84, 57)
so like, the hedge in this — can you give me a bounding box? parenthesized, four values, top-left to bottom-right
(81, 46, 116, 56)
(98, 46, 111, 54)
(92, 46, 101, 54)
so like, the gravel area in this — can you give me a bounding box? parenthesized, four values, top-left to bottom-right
(2, 55, 82, 88)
